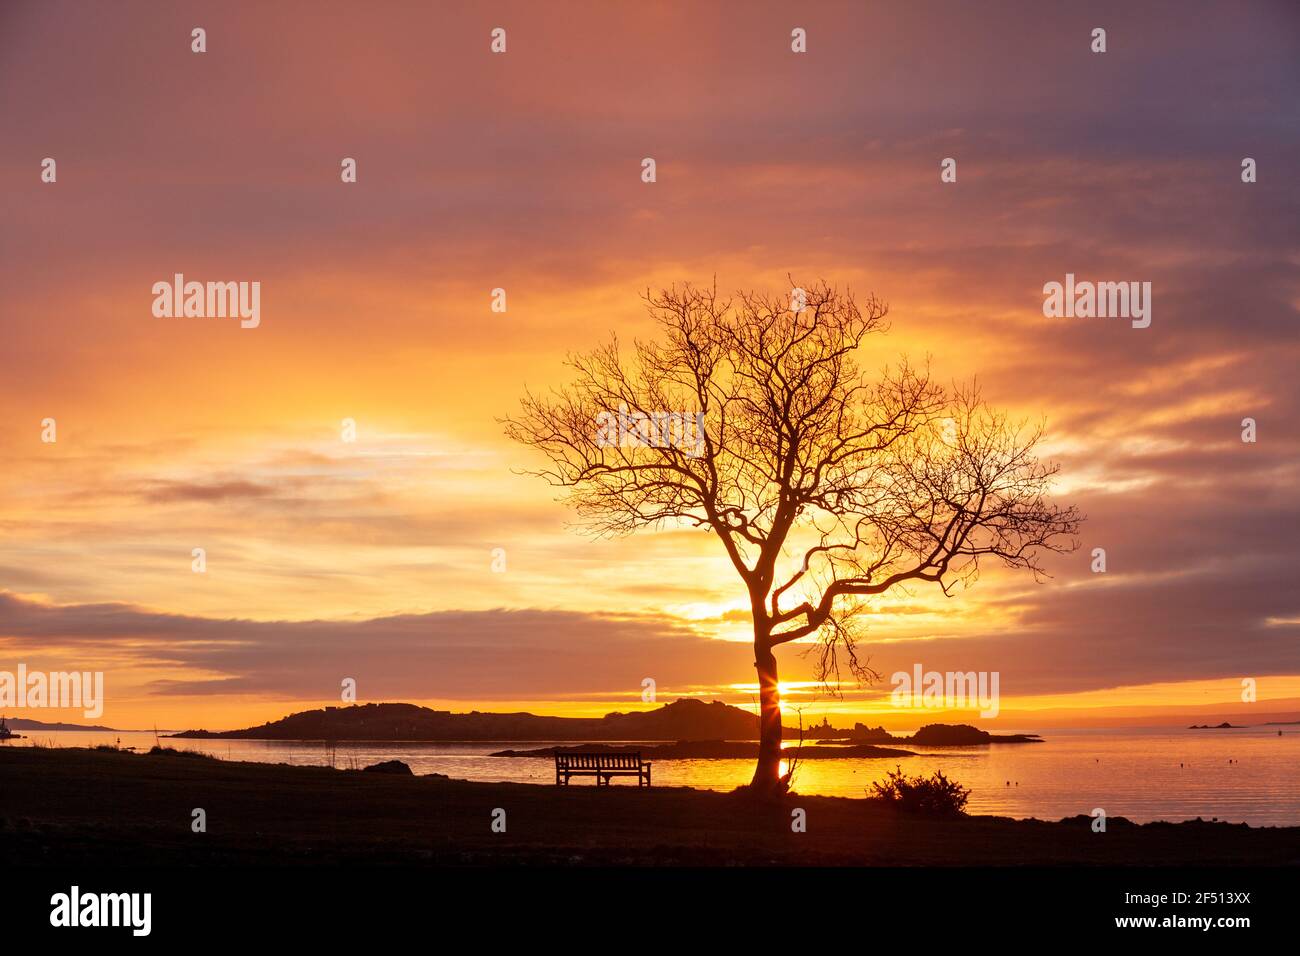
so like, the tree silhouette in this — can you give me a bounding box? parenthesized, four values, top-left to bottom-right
(505, 281, 1081, 794)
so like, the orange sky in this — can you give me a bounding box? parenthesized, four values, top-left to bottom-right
(1, 1, 1297, 730)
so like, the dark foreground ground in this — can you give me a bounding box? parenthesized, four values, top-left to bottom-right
(3, 746, 1297, 866)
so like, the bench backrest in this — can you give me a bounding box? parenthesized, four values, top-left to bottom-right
(556, 752, 642, 769)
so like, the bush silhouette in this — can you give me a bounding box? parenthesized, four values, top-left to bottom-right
(870, 765, 970, 816)
(148, 745, 215, 759)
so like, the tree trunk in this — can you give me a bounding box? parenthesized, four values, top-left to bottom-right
(749, 643, 785, 792)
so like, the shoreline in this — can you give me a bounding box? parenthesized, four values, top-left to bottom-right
(489, 741, 919, 758)
(3, 746, 1296, 867)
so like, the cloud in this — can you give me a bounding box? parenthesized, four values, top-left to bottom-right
(136, 480, 278, 504)
(0, 592, 743, 700)
(4, 557, 1297, 704)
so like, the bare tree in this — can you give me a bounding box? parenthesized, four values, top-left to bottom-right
(504, 281, 1081, 795)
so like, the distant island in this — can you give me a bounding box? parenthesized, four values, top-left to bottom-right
(808, 717, 1042, 745)
(173, 698, 803, 742)
(171, 701, 1042, 754)
(4, 717, 123, 732)
(1189, 722, 1244, 729)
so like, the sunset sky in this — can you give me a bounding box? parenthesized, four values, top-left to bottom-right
(2, 1, 1297, 730)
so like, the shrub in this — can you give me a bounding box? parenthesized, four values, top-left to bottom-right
(869, 765, 970, 817)
(148, 745, 216, 759)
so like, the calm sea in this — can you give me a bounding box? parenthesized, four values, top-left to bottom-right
(9, 725, 1298, 826)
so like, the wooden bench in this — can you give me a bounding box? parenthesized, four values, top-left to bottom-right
(555, 751, 652, 787)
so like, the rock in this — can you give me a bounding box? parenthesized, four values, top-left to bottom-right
(908, 724, 992, 745)
(361, 760, 412, 775)
(906, 724, 1043, 745)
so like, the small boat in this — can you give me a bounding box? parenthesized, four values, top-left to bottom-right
(0, 716, 24, 740)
